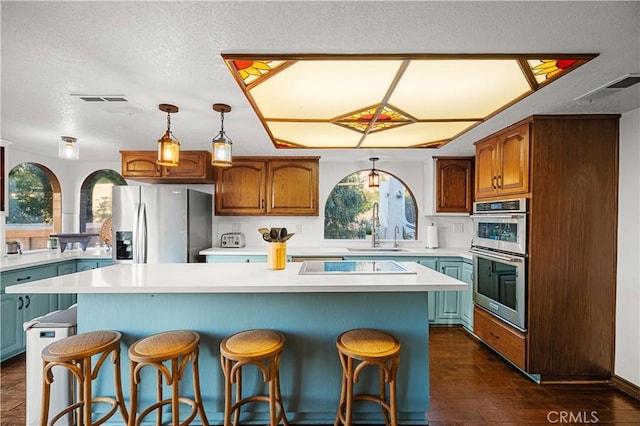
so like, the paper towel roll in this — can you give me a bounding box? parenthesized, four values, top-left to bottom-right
(426, 224, 439, 248)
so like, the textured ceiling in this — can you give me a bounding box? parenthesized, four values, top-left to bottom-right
(1, 1, 639, 163)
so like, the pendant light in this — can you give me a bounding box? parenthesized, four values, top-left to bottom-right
(368, 157, 380, 187)
(157, 104, 180, 167)
(211, 103, 233, 167)
(58, 136, 79, 160)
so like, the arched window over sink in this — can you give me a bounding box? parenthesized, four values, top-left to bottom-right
(324, 169, 417, 241)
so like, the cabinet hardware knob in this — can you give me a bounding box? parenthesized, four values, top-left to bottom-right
(18, 296, 23, 310)
(25, 295, 30, 308)
(497, 175, 502, 188)
(492, 176, 497, 189)
(17, 276, 31, 282)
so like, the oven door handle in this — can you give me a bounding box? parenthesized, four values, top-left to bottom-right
(470, 248, 524, 263)
(470, 214, 527, 219)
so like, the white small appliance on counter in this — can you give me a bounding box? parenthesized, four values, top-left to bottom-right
(220, 232, 246, 248)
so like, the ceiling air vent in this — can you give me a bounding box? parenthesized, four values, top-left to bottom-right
(574, 73, 640, 101)
(70, 94, 129, 102)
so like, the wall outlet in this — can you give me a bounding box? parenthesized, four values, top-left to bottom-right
(453, 223, 464, 233)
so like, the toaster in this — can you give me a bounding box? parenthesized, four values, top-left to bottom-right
(220, 232, 246, 248)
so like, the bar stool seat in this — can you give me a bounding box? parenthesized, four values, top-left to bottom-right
(219, 329, 289, 426)
(334, 328, 401, 426)
(128, 330, 209, 426)
(41, 330, 128, 426)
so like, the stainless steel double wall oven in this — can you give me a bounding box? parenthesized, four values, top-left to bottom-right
(471, 198, 528, 331)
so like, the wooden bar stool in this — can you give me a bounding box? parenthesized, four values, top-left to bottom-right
(40, 330, 128, 426)
(219, 329, 289, 426)
(128, 330, 209, 426)
(334, 328, 401, 426)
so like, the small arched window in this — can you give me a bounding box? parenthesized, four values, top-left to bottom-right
(79, 170, 126, 247)
(6, 163, 61, 251)
(324, 170, 417, 240)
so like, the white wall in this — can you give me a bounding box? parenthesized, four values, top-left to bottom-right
(615, 108, 640, 386)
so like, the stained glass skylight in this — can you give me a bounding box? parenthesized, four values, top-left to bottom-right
(223, 54, 595, 149)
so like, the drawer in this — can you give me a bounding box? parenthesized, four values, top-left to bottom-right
(474, 306, 526, 369)
(1, 264, 59, 292)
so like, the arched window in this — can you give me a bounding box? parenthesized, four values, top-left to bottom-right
(7, 163, 61, 251)
(80, 170, 126, 247)
(324, 170, 417, 241)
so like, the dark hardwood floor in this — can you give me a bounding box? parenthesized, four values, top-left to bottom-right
(1, 326, 639, 425)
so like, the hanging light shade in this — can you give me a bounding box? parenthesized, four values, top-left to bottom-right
(368, 157, 380, 187)
(157, 104, 180, 167)
(211, 103, 233, 167)
(58, 136, 79, 160)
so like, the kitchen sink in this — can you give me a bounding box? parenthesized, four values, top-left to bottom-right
(346, 247, 409, 252)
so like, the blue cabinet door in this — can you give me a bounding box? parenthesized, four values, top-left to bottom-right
(436, 260, 463, 323)
(460, 261, 474, 330)
(1, 294, 24, 360)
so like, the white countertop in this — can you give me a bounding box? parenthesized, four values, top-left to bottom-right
(5, 261, 467, 294)
(200, 245, 472, 259)
(1, 248, 112, 271)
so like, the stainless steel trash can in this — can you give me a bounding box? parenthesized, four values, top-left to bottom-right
(24, 305, 77, 426)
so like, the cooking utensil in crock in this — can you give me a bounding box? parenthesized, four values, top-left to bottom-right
(280, 233, 295, 242)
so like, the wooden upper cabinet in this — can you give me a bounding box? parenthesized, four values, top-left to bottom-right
(120, 150, 214, 183)
(215, 157, 319, 216)
(267, 160, 319, 215)
(121, 151, 162, 178)
(214, 160, 267, 215)
(435, 157, 474, 213)
(474, 123, 530, 199)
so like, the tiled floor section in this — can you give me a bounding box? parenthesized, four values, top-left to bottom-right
(1, 327, 639, 425)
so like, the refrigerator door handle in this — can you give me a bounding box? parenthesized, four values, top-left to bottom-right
(140, 203, 147, 263)
(133, 203, 147, 263)
(133, 203, 140, 263)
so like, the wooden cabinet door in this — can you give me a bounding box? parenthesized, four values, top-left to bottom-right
(121, 151, 162, 178)
(267, 160, 319, 215)
(435, 158, 473, 213)
(496, 123, 529, 196)
(215, 161, 266, 215)
(475, 138, 499, 198)
(162, 151, 212, 180)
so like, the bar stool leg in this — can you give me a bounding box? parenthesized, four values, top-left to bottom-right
(83, 359, 92, 426)
(112, 348, 129, 424)
(41, 360, 51, 426)
(192, 349, 208, 425)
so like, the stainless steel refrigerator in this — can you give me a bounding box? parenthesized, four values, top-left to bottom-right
(112, 185, 212, 263)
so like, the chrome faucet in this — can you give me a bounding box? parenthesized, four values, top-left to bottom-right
(371, 202, 380, 247)
(394, 225, 400, 248)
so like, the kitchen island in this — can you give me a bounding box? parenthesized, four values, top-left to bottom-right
(7, 261, 466, 425)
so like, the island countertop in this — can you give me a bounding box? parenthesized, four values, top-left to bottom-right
(5, 261, 466, 294)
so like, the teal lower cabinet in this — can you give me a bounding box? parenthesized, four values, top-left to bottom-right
(76, 259, 113, 271)
(1, 292, 57, 361)
(0, 257, 112, 361)
(460, 260, 474, 330)
(428, 258, 473, 328)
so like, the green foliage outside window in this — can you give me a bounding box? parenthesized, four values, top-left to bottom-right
(324, 170, 417, 240)
(7, 163, 53, 224)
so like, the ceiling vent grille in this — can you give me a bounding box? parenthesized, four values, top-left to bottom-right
(574, 73, 640, 101)
(70, 94, 129, 102)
